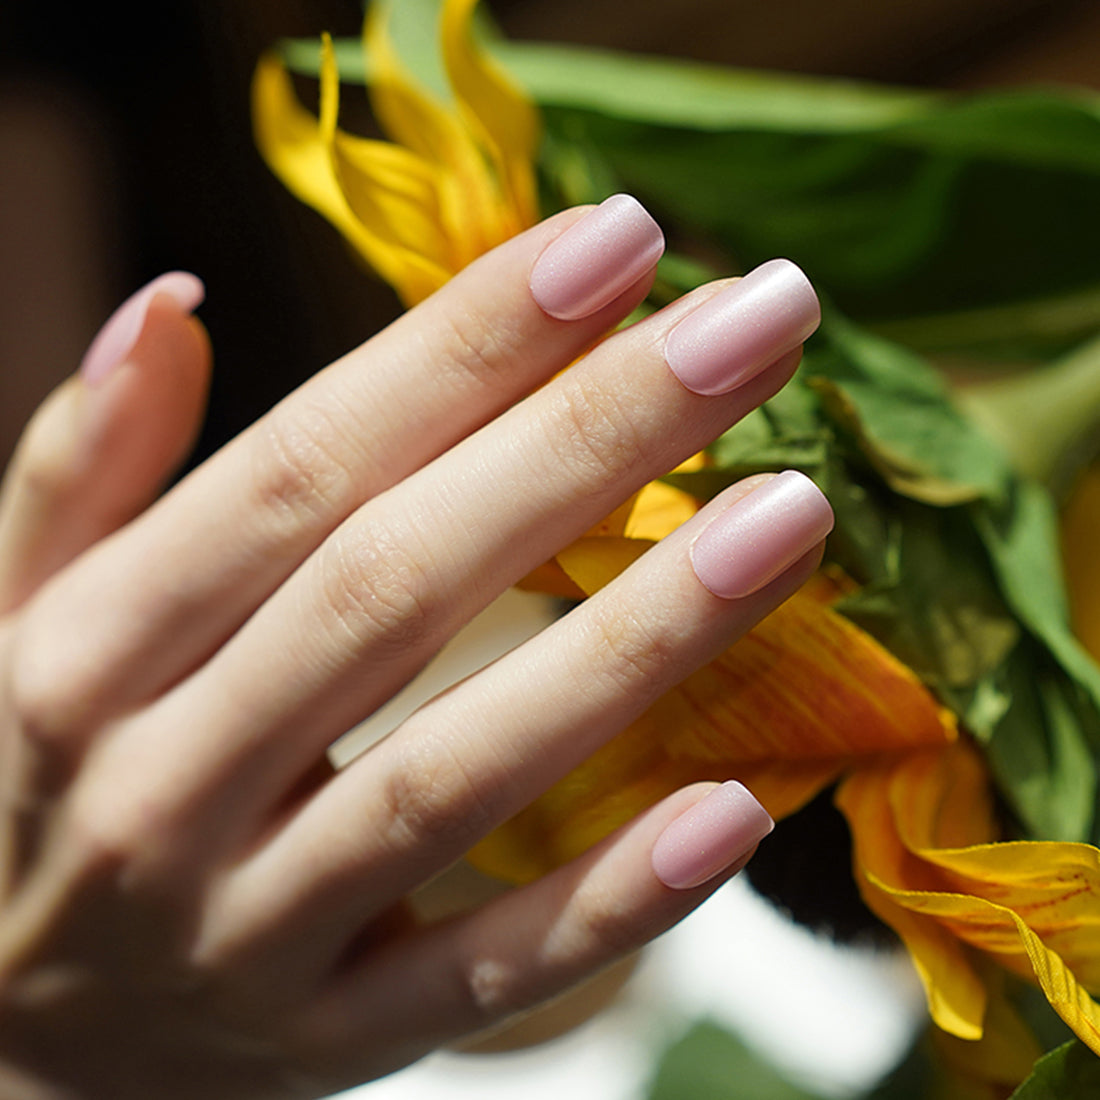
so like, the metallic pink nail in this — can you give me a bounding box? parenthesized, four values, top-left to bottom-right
(79, 271, 205, 386)
(690, 470, 834, 599)
(529, 194, 665, 321)
(665, 259, 820, 396)
(652, 781, 774, 890)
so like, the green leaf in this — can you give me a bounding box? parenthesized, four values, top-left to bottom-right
(646, 1021, 831, 1100)
(280, 32, 1100, 347)
(493, 43, 943, 133)
(1009, 1040, 1100, 1099)
(672, 311, 1100, 843)
(959, 333, 1100, 487)
(511, 53, 1100, 338)
(805, 313, 1011, 506)
(869, 284, 1100, 361)
(974, 481, 1100, 726)
(834, 500, 1020, 693)
(981, 643, 1097, 842)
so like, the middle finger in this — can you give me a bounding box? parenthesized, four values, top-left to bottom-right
(109, 258, 820, 854)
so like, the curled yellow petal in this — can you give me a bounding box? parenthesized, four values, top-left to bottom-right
(838, 741, 1100, 1055)
(441, 0, 540, 233)
(318, 37, 454, 301)
(252, 52, 368, 254)
(254, 0, 540, 307)
(837, 756, 989, 1040)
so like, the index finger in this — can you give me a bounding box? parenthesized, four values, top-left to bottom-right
(18, 199, 664, 724)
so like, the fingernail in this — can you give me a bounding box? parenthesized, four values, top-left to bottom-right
(690, 470, 833, 599)
(665, 259, 820, 396)
(652, 781, 774, 890)
(79, 271, 205, 386)
(530, 194, 665, 321)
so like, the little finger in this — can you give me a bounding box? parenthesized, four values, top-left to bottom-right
(293, 780, 772, 1089)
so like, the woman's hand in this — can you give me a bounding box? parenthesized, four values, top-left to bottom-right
(0, 197, 830, 1099)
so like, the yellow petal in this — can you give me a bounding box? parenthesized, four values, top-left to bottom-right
(624, 479, 700, 542)
(838, 743, 1100, 1056)
(471, 575, 957, 882)
(317, 37, 454, 303)
(660, 580, 957, 770)
(251, 52, 371, 253)
(441, 0, 540, 231)
(557, 536, 652, 596)
(884, 736, 999, 851)
(836, 760, 989, 1040)
(917, 842, 1100, 991)
(329, 130, 454, 303)
(365, 1, 519, 267)
(884, 740, 1100, 991)
(931, 974, 1044, 1094)
(874, 879, 1100, 1056)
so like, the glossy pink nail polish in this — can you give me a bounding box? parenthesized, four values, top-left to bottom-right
(690, 470, 834, 599)
(652, 781, 774, 890)
(665, 259, 820, 396)
(79, 271, 205, 386)
(529, 194, 665, 321)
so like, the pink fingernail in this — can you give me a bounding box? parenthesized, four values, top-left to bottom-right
(690, 470, 833, 599)
(79, 271, 205, 386)
(665, 259, 820, 396)
(652, 781, 774, 890)
(529, 194, 665, 321)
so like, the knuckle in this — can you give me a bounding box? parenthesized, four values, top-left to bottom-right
(585, 605, 676, 697)
(574, 887, 642, 959)
(460, 955, 522, 1022)
(541, 383, 648, 489)
(316, 527, 438, 657)
(249, 403, 362, 532)
(381, 733, 493, 854)
(8, 616, 87, 752)
(435, 303, 524, 394)
(64, 784, 165, 874)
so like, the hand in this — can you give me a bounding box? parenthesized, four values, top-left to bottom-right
(0, 197, 830, 1099)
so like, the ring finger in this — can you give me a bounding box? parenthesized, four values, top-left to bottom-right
(192, 469, 831, 991)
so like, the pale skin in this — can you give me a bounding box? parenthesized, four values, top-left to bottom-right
(0, 207, 824, 1099)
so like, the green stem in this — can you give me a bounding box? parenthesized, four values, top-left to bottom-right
(958, 331, 1100, 491)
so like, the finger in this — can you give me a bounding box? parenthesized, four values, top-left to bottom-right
(0, 273, 209, 615)
(18, 200, 663, 717)
(196, 473, 829, 985)
(140, 260, 818, 848)
(294, 781, 771, 1087)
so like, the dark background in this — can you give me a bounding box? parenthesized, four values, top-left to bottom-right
(2, 0, 1098, 466)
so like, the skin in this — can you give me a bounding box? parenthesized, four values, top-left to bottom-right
(0, 208, 823, 1099)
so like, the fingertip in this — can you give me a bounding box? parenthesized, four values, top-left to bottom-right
(79, 271, 206, 387)
(529, 195, 665, 321)
(651, 780, 774, 891)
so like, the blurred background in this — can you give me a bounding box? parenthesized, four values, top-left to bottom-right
(2, 1, 1099, 1096)
(3, 0, 1100, 467)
